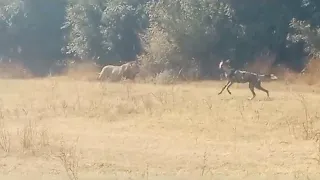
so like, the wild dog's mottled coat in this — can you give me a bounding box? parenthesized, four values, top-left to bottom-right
(218, 59, 278, 99)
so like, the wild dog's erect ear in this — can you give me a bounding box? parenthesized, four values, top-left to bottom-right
(218, 60, 224, 69)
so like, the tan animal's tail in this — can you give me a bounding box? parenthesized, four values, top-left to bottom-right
(97, 71, 103, 80)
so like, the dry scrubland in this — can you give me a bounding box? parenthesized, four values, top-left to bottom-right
(1, 70, 320, 180)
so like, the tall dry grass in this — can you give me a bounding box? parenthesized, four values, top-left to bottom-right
(0, 73, 319, 179)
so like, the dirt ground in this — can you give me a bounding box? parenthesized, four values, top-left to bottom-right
(0, 77, 320, 180)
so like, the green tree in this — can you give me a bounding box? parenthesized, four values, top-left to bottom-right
(64, 0, 148, 65)
(145, 0, 242, 76)
(288, 0, 320, 61)
(0, 0, 67, 75)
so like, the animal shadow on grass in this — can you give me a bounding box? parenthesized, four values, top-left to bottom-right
(219, 97, 235, 101)
(263, 97, 274, 101)
(249, 97, 274, 102)
(219, 95, 274, 101)
(248, 96, 274, 101)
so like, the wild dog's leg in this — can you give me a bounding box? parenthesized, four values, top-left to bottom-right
(255, 81, 269, 97)
(218, 81, 231, 95)
(249, 82, 256, 100)
(226, 82, 234, 95)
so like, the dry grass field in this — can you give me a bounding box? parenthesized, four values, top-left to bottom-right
(1, 74, 320, 179)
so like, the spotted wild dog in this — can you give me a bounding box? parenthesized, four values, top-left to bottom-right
(218, 59, 278, 100)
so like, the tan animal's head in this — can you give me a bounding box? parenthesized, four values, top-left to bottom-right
(122, 61, 140, 80)
(130, 61, 140, 74)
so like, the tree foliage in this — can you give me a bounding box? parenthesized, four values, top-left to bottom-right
(0, 0, 319, 77)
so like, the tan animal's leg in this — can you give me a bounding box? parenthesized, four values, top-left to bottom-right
(98, 67, 106, 80)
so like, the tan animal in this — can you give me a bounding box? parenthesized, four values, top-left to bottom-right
(98, 65, 123, 81)
(97, 61, 140, 81)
